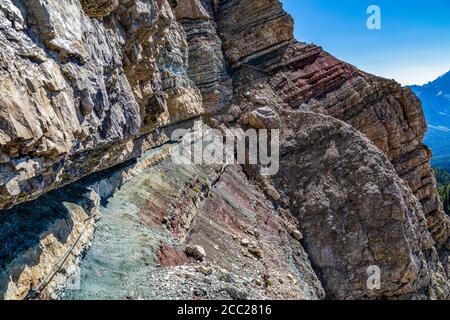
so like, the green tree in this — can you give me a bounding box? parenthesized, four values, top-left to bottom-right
(433, 166, 450, 214)
(444, 184, 449, 214)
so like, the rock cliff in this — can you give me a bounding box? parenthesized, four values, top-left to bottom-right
(0, 0, 449, 300)
(0, 0, 203, 209)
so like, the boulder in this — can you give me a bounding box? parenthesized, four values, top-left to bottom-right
(248, 107, 281, 129)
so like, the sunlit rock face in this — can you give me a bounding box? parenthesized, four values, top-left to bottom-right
(174, 0, 233, 113)
(0, 0, 203, 210)
(0, 0, 449, 300)
(193, 0, 449, 299)
(265, 43, 450, 248)
(60, 128, 325, 300)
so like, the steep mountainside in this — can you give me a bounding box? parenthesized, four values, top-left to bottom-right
(0, 0, 449, 300)
(410, 71, 450, 169)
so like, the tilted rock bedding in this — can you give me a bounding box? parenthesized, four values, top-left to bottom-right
(0, 0, 449, 300)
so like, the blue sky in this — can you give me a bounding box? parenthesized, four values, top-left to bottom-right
(281, 0, 450, 85)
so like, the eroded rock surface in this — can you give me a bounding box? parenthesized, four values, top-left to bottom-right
(61, 127, 324, 300)
(266, 43, 450, 248)
(0, 184, 99, 300)
(276, 111, 448, 299)
(0, 0, 203, 209)
(184, 0, 450, 299)
(175, 0, 233, 113)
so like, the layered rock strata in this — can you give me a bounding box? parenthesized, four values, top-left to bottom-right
(0, 184, 98, 300)
(193, 0, 450, 298)
(265, 43, 450, 248)
(174, 0, 233, 113)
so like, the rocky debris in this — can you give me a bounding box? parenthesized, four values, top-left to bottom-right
(193, 287, 208, 298)
(115, 265, 271, 300)
(185, 245, 207, 261)
(285, 223, 303, 241)
(224, 286, 248, 300)
(240, 238, 263, 259)
(248, 107, 281, 129)
(195, 265, 213, 276)
(292, 230, 303, 241)
(183, 163, 324, 299)
(246, 244, 263, 259)
(158, 243, 193, 267)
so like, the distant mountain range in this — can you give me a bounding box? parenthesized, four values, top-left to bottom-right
(410, 71, 450, 170)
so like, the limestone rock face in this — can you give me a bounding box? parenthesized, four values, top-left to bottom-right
(276, 111, 447, 299)
(118, 0, 204, 131)
(215, 0, 294, 66)
(267, 43, 450, 248)
(0, 0, 203, 209)
(175, 0, 232, 113)
(80, 0, 119, 17)
(0, 185, 99, 300)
